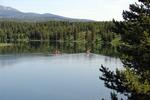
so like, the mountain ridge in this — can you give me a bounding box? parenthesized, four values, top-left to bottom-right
(0, 5, 94, 22)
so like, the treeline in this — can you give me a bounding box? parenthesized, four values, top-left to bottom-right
(0, 21, 117, 44)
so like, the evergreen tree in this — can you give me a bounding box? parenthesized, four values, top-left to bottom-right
(100, 0, 150, 99)
(113, 0, 150, 71)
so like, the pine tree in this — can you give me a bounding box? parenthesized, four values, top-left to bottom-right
(113, 0, 150, 71)
(100, 0, 150, 99)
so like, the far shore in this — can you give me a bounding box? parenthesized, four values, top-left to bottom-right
(0, 43, 14, 47)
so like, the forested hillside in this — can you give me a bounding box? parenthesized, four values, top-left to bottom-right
(0, 21, 118, 44)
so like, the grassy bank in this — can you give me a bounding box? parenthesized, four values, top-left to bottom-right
(0, 43, 14, 47)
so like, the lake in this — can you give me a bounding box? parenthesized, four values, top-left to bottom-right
(0, 42, 124, 100)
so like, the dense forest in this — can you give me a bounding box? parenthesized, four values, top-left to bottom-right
(0, 20, 119, 55)
(0, 21, 119, 45)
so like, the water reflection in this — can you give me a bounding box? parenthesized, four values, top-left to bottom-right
(0, 53, 122, 100)
(0, 41, 124, 100)
(0, 41, 118, 57)
(0, 55, 18, 68)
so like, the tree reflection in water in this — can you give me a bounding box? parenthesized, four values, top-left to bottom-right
(0, 41, 119, 57)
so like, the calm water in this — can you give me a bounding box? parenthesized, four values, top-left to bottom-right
(0, 53, 123, 100)
(0, 42, 125, 100)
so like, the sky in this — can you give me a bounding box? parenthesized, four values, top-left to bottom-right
(0, 0, 136, 21)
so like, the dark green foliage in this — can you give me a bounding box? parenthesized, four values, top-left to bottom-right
(113, 0, 150, 71)
(0, 21, 116, 44)
(110, 92, 118, 100)
(100, 65, 150, 99)
(100, 0, 150, 99)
